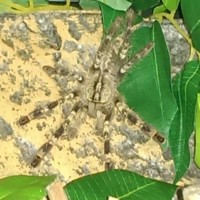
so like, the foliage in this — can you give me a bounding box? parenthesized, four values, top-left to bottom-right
(64, 169, 177, 200)
(0, 175, 55, 200)
(195, 94, 200, 168)
(0, 171, 177, 200)
(169, 61, 200, 182)
(97, 0, 200, 184)
(0, 0, 71, 13)
(0, 0, 200, 199)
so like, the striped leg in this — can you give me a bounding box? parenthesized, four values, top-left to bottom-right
(17, 91, 78, 126)
(103, 111, 114, 170)
(95, 109, 114, 170)
(113, 9, 154, 75)
(115, 101, 165, 144)
(30, 102, 84, 167)
(31, 125, 64, 167)
(18, 100, 61, 126)
(119, 42, 154, 74)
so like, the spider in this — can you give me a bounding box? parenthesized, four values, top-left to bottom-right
(17, 9, 164, 169)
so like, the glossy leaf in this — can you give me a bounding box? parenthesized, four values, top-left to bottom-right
(162, 0, 180, 11)
(0, 0, 74, 14)
(194, 93, 200, 168)
(79, 0, 100, 10)
(153, 4, 167, 15)
(99, 2, 124, 32)
(130, 0, 160, 11)
(181, 0, 200, 51)
(0, 175, 55, 200)
(169, 61, 200, 183)
(97, 0, 131, 11)
(0, 0, 48, 8)
(0, 0, 19, 12)
(118, 21, 177, 135)
(65, 169, 177, 200)
(12, 0, 48, 7)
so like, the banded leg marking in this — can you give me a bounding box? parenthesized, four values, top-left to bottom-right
(30, 102, 83, 167)
(103, 111, 113, 170)
(30, 125, 64, 167)
(115, 101, 165, 144)
(18, 91, 78, 126)
(18, 100, 60, 126)
(119, 42, 154, 74)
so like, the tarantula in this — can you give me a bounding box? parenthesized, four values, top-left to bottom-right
(17, 9, 164, 169)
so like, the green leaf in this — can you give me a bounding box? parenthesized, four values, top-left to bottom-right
(169, 61, 200, 183)
(79, 0, 100, 10)
(0, 0, 17, 12)
(0, 5, 11, 12)
(181, 0, 200, 51)
(153, 4, 167, 15)
(162, 0, 180, 11)
(194, 93, 200, 168)
(12, 0, 48, 7)
(118, 21, 177, 135)
(11, 0, 32, 7)
(0, 175, 55, 200)
(65, 169, 177, 199)
(99, 3, 143, 32)
(97, 0, 131, 11)
(130, 0, 160, 11)
(0, 0, 49, 13)
(99, 2, 125, 32)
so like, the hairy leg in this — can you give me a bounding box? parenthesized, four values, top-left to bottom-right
(115, 100, 165, 144)
(18, 100, 61, 126)
(30, 101, 84, 167)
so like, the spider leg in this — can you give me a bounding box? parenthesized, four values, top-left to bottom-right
(65, 103, 86, 140)
(139, 122, 165, 144)
(43, 65, 84, 83)
(30, 102, 84, 167)
(91, 12, 124, 71)
(117, 9, 140, 61)
(115, 101, 165, 144)
(30, 125, 64, 167)
(17, 90, 79, 126)
(152, 132, 165, 144)
(119, 42, 154, 74)
(94, 106, 114, 170)
(103, 111, 114, 170)
(95, 110, 106, 135)
(18, 99, 61, 126)
(110, 9, 154, 75)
